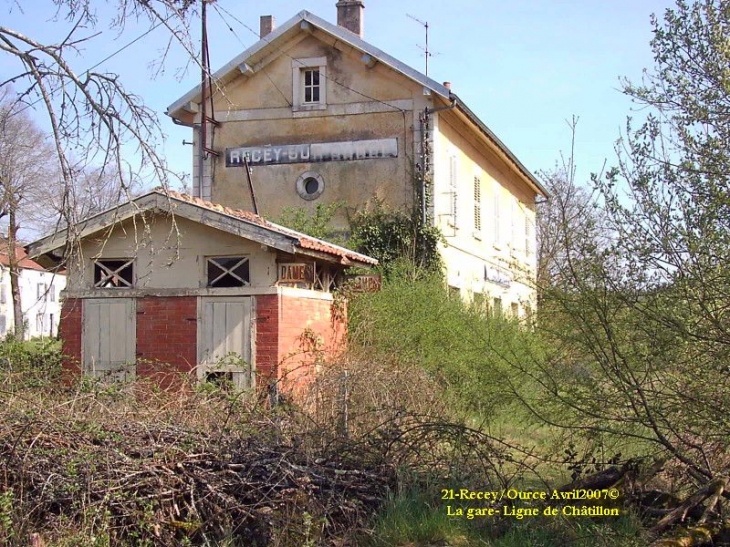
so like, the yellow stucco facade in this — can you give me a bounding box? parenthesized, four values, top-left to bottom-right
(167, 6, 547, 317)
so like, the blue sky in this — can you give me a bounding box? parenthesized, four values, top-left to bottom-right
(2, 0, 675, 189)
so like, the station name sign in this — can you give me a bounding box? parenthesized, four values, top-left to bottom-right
(226, 138, 398, 167)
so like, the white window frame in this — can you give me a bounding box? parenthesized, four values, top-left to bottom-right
(493, 183, 502, 248)
(292, 57, 327, 111)
(449, 155, 458, 229)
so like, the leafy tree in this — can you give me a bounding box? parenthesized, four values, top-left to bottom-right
(522, 0, 730, 505)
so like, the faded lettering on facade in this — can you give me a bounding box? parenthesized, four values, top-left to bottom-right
(226, 138, 398, 167)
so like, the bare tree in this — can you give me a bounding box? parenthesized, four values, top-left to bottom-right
(0, 91, 55, 339)
(0, 0, 197, 262)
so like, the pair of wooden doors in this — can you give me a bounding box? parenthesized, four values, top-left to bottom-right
(81, 297, 253, 388)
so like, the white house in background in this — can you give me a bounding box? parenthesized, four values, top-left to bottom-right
(0, 247, 65, 339)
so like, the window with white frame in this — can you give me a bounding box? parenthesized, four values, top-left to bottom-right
(292, 57, 327, 110)
(207, 256, 250, 288)
(93, 259, 134, 288)
(37, 282, 48, 302)
(449, 155, 458, 228)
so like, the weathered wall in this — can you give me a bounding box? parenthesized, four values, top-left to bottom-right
(68, 215, 277, 292)
(433, 111, 538, 316)
(276, 289, 345, 394)
(59, 298, 82, 382)
(194, 32, 432, 229)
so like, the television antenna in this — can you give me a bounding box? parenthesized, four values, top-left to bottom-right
(407, 14, 439, 76)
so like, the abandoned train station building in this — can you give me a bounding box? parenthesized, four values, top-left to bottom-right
(27, 190, 376, 392)
(167, 0, 548, 318)
(27, 1, 546, 391)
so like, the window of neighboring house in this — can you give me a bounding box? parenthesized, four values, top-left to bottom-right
(0, 315, 5, 335)
(511, 302, 519, 318)
(510, 198, 517, 250)
(49, 313, 54, 337)
(37, 282, 48, 302)
(449, 156, 458, 228)
(93, 259, 134, 288)
(35, 313, 44, 333)
(0, 286, 5, 304)
(50, 284, 56, 302)
(292, 57, 327, 110)
(473, 176, 482, 233)
(207, 257, 250, 288)
(493, 297, 502, 316)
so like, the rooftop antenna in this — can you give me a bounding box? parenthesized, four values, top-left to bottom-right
(407, 14, 438, 76)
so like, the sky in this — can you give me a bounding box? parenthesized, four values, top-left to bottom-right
(1, 0, 676, 190)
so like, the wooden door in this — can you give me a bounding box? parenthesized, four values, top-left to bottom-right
(82, 298, 136, 381)
(199, 297, 253, 389)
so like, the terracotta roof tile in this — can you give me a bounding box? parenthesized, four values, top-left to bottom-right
(0, 245, 46, 271)
(161, 190, 377, 266)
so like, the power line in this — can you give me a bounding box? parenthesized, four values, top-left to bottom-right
(7, 18, 168, 117)
(214, 4, 407, 114)
(211, 3, 292, 107)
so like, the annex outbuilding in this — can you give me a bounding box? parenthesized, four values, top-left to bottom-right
(27, 189, 376, 392)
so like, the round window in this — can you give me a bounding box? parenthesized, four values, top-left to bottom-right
(295, 171, 325, 201)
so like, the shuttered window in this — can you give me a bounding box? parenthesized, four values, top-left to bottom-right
(474, 176, 482, 232)
(450, 156, 458, 228)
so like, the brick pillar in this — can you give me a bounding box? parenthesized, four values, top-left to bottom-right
(59, 298, 82, 382)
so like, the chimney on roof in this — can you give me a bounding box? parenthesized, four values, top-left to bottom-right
(260, 15, 276, 38)
(336, 0, 364, 38)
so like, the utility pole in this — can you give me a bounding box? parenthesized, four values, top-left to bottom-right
(198, 0, 219, 199)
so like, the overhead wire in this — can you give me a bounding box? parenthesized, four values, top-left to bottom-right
(210, 3, 292, 107)
(214, 3, 408, 114)
(8, 17, 168, 117)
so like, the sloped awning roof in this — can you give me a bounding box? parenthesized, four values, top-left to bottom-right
(165, 10, 548, 199)
(26, 189, 378, 268)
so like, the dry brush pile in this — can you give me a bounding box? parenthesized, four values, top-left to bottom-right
(0, 351, 513, 547)
(0, 382, 398, 546)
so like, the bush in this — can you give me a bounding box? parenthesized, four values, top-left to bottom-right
(348, 263, 542, 415)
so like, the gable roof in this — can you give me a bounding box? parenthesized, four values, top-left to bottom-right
(166, 10, 548, 198)
(26, 189, 378, 268)
(0, 245, 46, 271)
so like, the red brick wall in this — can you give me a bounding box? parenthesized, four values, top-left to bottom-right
(255, 294, 279, 388)
(59, 298, 82, 382)
(136, 297, 197, 387)
(276, 292, 347, 394)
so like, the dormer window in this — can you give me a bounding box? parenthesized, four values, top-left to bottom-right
(293, 57, 327, 111)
